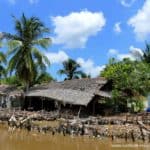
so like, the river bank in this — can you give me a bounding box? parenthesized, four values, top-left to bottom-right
(0, 109, 150, 142)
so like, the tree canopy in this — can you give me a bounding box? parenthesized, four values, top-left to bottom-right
(101, 58, 150, 112)
(3, 14, 51, 91)
(58, 58, 86, 80)
(142, 43, 150, 64)
(0, 42, 7, 80)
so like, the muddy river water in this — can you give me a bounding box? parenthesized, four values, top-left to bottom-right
(0, 125, 150, 150)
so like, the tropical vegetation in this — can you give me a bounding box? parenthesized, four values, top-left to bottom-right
(3, 14, 51, 91)
(101, 51, 150, 112)
(0, 42, 7, 81)
(58, 58, 87, 80)
(0, 13, 150, 113)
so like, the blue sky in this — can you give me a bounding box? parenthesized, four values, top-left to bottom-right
(0, 0, 149, 80)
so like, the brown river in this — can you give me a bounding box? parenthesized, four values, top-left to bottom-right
(0, 125, 149, 150)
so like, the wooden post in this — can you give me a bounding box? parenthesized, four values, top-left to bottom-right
(125, 132, 128, 142)
(111, 132, 115, 141)
(131, 130, 135, 142)
(92, 100, 96, 116)
(42, 99, 43, 112)
(29, 97, 31, 110)
(77, 106, 82, 118)
(57, 103, 61, 117)
(41, 97, 44, 114)
(139, 127, 145, 142)
(126, 115, 128, 123)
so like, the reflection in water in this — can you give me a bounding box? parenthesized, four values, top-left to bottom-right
(0, 125, 149, 150)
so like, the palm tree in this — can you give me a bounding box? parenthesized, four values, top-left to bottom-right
(58, 58, 85, 80)
(142, 43, 150, 63)
(33, 72, 54, 85)
(3, 14, 51, 92)
(0, 43, 7, 81)
(0, 52, 7, 81)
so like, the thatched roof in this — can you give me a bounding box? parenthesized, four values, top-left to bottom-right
(0, 85, 23, 97)
(26, 89, 93, 105)
(26, 78, 111, 106)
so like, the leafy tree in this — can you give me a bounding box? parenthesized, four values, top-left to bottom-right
(3, 14, 51, 92)
(1, 75, 22, 86)
(58, 58, 85, 80)
(101, 58, 150, 112)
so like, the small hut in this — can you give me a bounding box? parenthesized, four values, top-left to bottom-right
(0, 85, 23, 109)
(25, 78, 112, 115)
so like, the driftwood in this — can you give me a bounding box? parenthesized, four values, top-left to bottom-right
(0, 110, 150, 142)
(137, 121, 150, 133)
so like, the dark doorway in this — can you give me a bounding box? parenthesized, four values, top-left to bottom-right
(23, 96, 56, 111)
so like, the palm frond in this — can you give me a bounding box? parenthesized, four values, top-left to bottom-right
(32, 38, 51, 49)
(7, 40, 22, 55)
(32, 47, 50, 70)
(0, 52, 7, 64)
(57, 69, 66, 75)
(42, 55, 50, 66)
(58, 58, 84, 80)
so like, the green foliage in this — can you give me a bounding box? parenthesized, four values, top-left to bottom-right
(1, 72, 54, 87)
(58, 58, 86, 80)
(3, 14, 51, 91)
(0, 42, 7, 80)
(33, 72, 54, 85)
(142, 43, 150, 63)
(0, 52, 7, 79)
(1, 75, 22, 86)
(101, 58, 150, 112)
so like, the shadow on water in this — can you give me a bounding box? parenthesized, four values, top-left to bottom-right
(0, 125, 149, 150)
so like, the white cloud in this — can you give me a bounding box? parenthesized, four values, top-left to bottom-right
(108, 49, 119, 56)
(113, 22, 122, 33)
(129, 45, 143, 59)
(117, 53, 135, 60)
(7, 0, 39, 5)
(29, 0, 39, 4)
(108, 46, 143, 60)
(120, 0, 136, 7)
(128, 0, 150, 40)
(77, 58, 105, 77)
(8, 0, 16, 4)
(45, 50, 69, 64)
(51, 10, 106, 48)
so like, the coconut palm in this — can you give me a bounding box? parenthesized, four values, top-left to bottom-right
(142, 43, 150, 63)
(3, 14, 51, 92)
(33, 72, 54, 85)
(58, 58, 85, 80)
(0, 43, 7, 81)
(0, 52, 7, 80)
